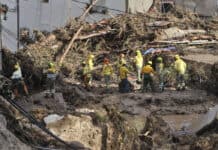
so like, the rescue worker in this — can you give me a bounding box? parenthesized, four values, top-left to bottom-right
(87, 54, 94, 72)
(118, 62, 133, 93)
(46, 62, 57, 97)
(141, 61, 155, 92)
(174, 55, 187, 91)
(156, 57, 164, 91)
(11, 62, 29, 98)
(87, 54, 95, 85)
(134, 50, 143, 83)
(102, 58, 113, 88)
(116, 53, 126, 81)
(83, 54, 95, 89)
(117, 53, 126, 69)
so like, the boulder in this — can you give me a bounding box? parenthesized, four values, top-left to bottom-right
(45, 114, 102, 150)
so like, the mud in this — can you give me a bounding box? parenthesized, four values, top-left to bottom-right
(0, 54, 217, 149)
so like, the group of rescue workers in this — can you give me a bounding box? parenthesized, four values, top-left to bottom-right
(82, 50, 187, 93)
(10, 50, 187, 98)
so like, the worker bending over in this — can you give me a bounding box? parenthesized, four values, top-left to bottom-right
(102, 58, 113, 88)
(141, 61, 155, 92)
(134, 50, 143, 83)
(174, 55, 187, 91)
(11, 63, 29, 98)
(118, 62, 133, 93)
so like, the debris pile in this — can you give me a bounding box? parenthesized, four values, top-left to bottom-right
(4, 7, 216, 87)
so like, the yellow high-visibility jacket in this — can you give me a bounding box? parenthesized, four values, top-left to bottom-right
(83, 65, 91, 77)
(102, 64, 113, 76)
(135, 53, 143, 68)
(48, 66, 56, 74)
(142, 65, 154, 74)
(119, 66, 129, 79)
(174, 59, 187, 75)
(116, 58, 126, 68)
(87, 59, 94, 71)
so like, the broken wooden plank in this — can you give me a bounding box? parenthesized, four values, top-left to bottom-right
(157, 27, 206, 40)
(151, 40, 218, 45)
(146, 21, 171, 27)
(77, 28, 113, 40)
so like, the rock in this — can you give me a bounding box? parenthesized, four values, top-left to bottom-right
(31, 92, 67, 112)
(0, 114, 31, 150)
(44, 114, 64, 124)
(75, 108, 95, 114)
(46, 114, 102, 150)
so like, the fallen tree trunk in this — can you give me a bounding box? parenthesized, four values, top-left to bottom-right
(59, 26, 83, 65)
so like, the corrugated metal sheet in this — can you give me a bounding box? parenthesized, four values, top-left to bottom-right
(128, 0, 153, 14)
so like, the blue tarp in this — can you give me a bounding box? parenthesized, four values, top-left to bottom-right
(142, 46, 176, 55)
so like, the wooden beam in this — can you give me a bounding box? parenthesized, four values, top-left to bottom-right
(59, 26, 83, 65)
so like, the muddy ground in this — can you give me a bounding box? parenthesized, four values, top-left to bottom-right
(0, 53, 217, 150)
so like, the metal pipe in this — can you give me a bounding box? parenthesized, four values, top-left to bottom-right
(17, 0, 20, 51)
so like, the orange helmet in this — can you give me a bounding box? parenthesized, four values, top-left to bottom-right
(104, 58, 109, 64)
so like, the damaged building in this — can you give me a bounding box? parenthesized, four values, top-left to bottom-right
(175, 0, 218, 16)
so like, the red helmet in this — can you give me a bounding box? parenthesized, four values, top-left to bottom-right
(104, 58, 109, 64)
